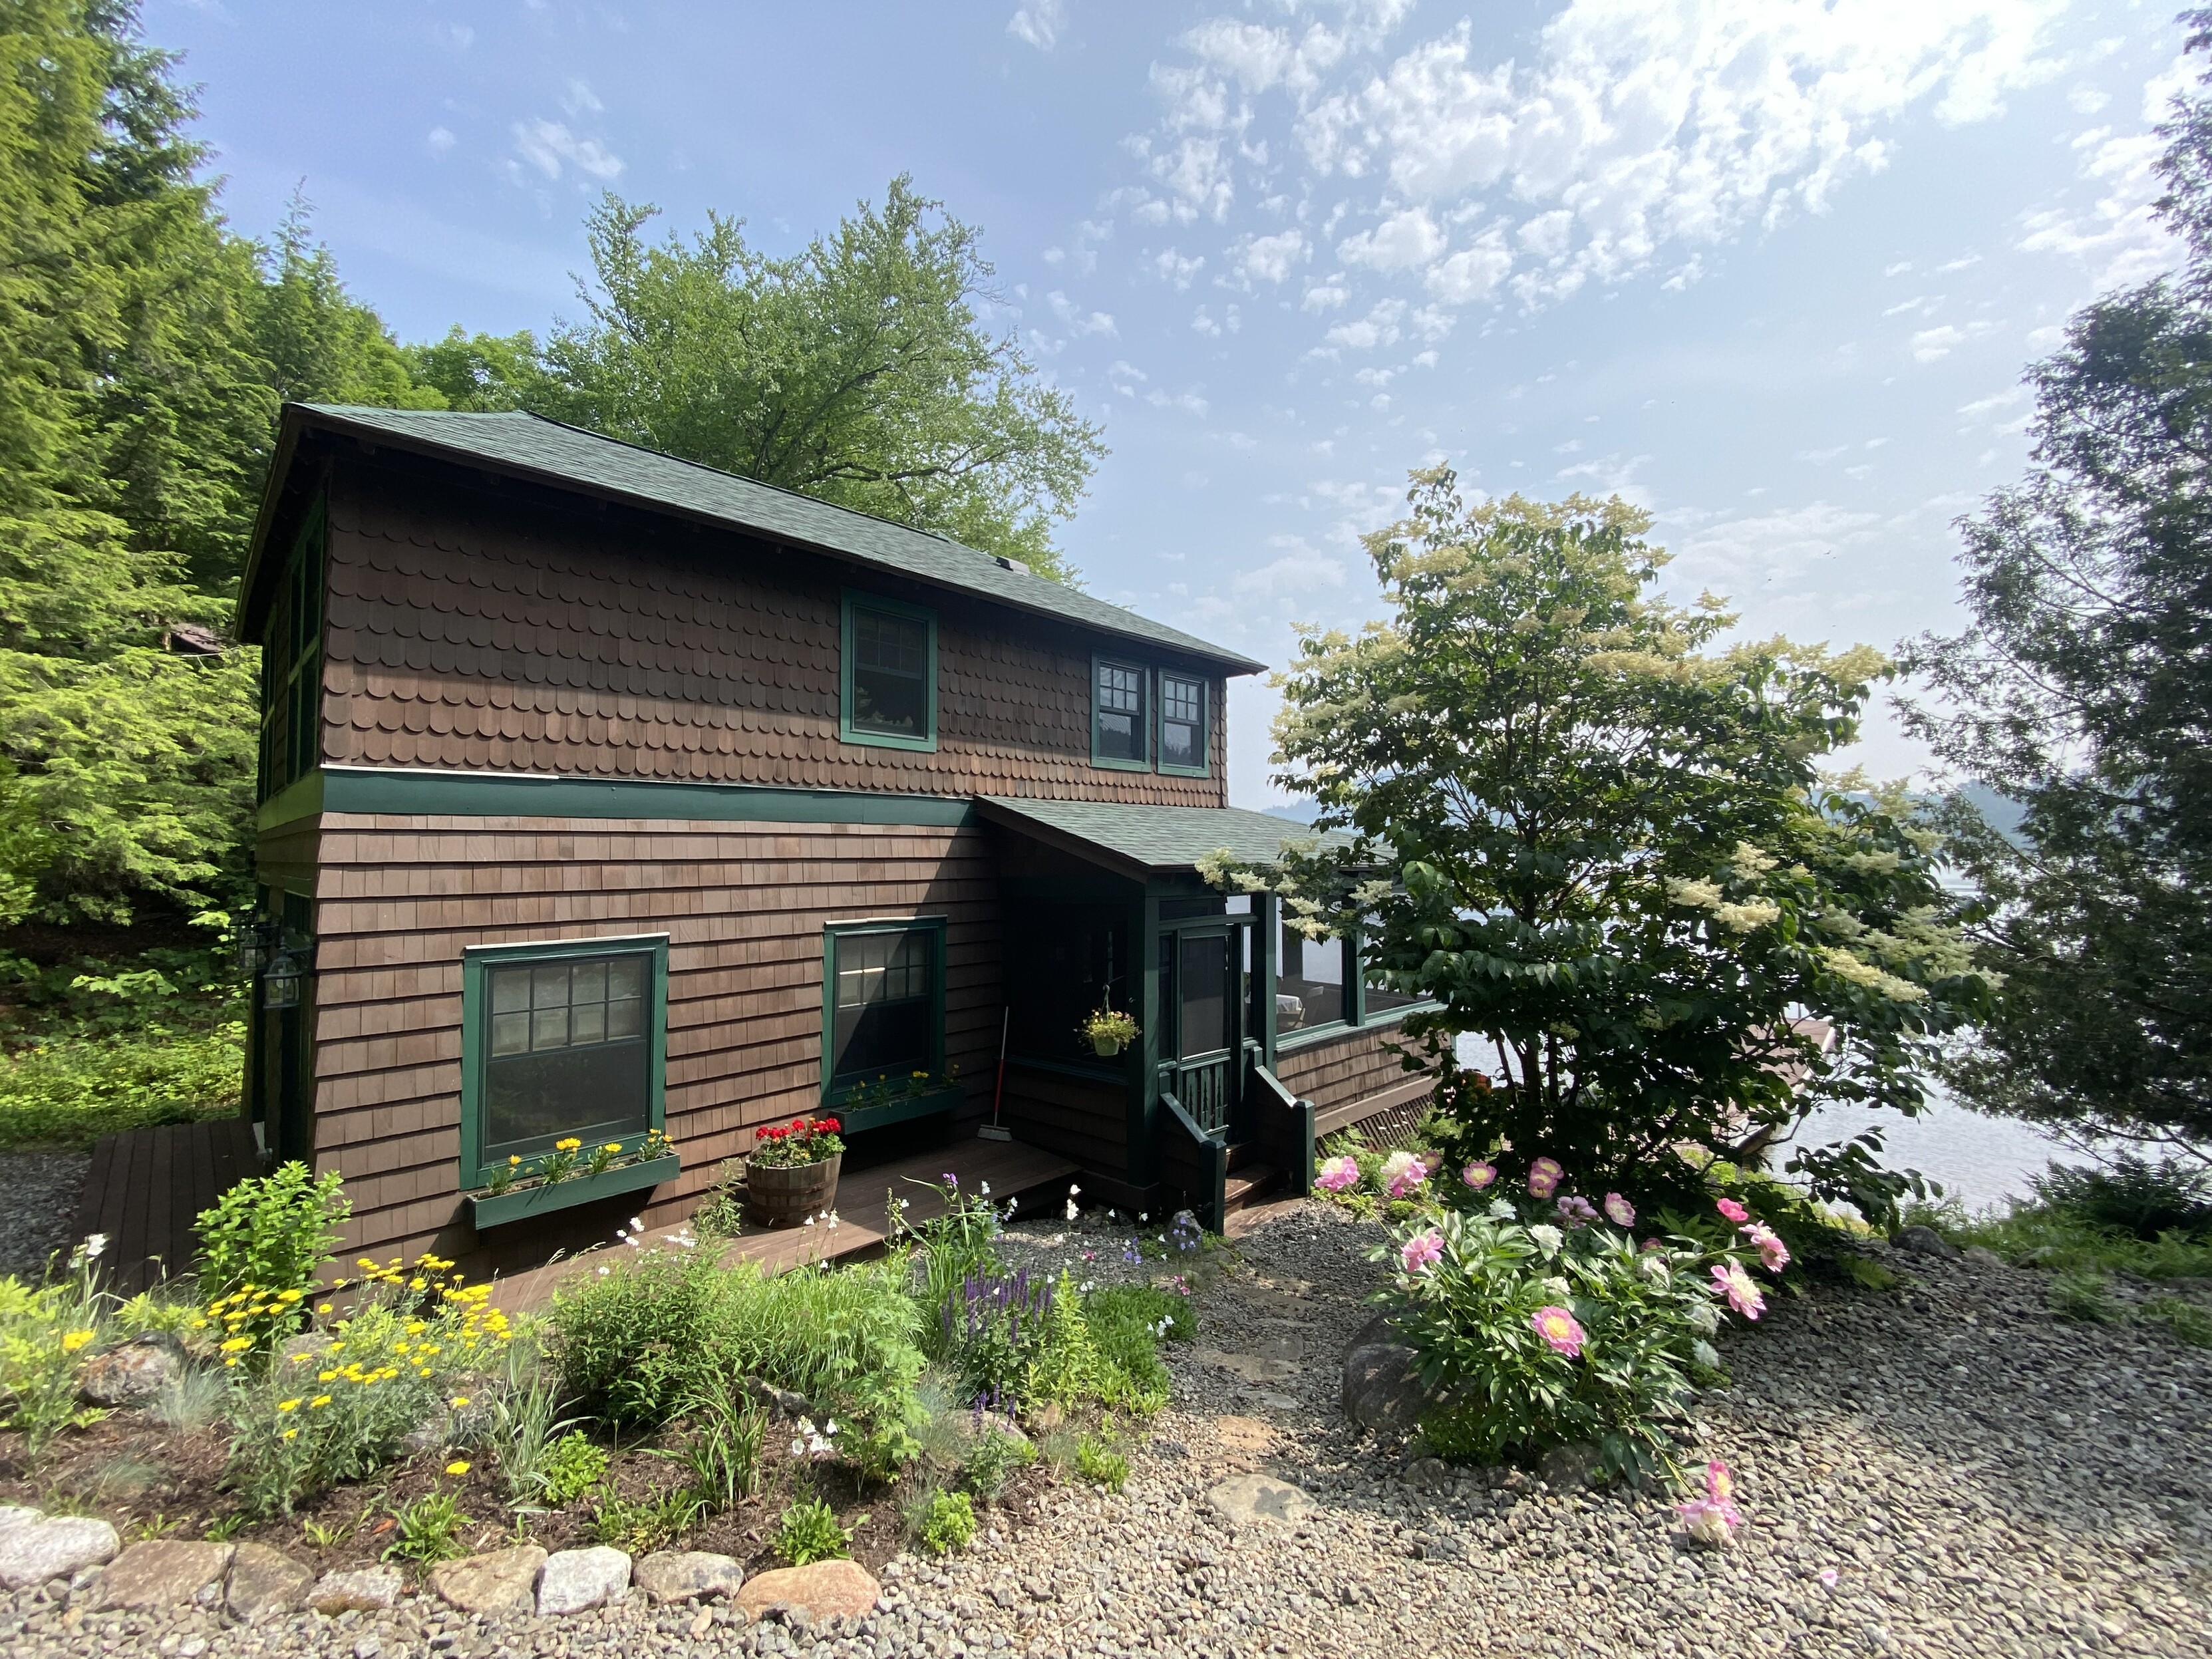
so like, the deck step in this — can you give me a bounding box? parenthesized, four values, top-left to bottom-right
(1224, 1139, 1269, 1173)
(1222, 1163, 1281, 1213)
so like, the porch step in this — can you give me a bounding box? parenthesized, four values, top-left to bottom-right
(1222, 1162, 1281, 1214)
(1224, 1139, 1271, 1173)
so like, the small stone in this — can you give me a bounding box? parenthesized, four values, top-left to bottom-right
(94, 1541, 234, 1610)
(1896, 1225, 1963, 1261)
(355, 1636, 383, 1659)
(736, 1561, 882, 1623)
(0, 1516, 120, 1590)
(400, 1409, 453, 1458)
(537, 1546, 631, 1616)
(634, 1550, 744, 1603)
(1538, 1440, 1603, 1490)
(78, 1333, 185, 1407)
(1341, 1343, 1436, 1434)
(1963, 1245, 2005, 1270)
(1403, 1457, 1452, 1491)
(428, 1546, 548, 1617)
(226, 1543, 315, 1622)
(1205, 1475, 1316, 1529)
(310, 1565, 403, 1615)
(176, 1638, 208, 1658)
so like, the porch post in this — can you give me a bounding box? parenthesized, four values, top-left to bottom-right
(1254, 893, 1279, 1070)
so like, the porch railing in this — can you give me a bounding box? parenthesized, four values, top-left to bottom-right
(1156, 1089, 1228, 1231)
(1166, 1054, 1236, 1139)
(1249, 1064, 1316, 1197)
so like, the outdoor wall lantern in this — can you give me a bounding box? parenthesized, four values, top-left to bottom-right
(234, 919, 279, 976)
(261, 947, 307, 1009)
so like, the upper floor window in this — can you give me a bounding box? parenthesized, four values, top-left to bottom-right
(840, 593, 937, 752)
(1092, 657, 1148, 768)
(259, 494, 326, 800)
(1159, 672, 1208, 775)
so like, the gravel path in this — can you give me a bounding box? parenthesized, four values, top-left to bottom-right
(6, 1200, 2208, 1659)
(0, 1151, 89, 1282)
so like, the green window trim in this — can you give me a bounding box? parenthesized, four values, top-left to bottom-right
(821, 916, 948, 1106)
(1090, 653, 1152, 772)
(458, 933, 670, 1192)
(840, 590, 939, 752)
(1158, 669, 1210, 777)
(1273, 922, 1438, 1044)
(259, 493, 327, 802)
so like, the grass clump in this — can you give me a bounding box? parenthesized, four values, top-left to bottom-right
(773, 1495, 851, 1565)
(1074, 1434, 1128, 1492)
(913, 1488, 976, 1555)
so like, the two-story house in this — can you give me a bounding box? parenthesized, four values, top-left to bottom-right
(237, 404, 1433, 1273)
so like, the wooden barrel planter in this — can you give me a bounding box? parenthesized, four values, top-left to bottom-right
(745, 1153, 842, 1227)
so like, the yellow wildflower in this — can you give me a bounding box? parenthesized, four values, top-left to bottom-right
(309, 1395, 331, 1408)
(277, 1399, 301, 1412)
(450, 1395, 470, 1408)
(281, 1428, 299, 1440)
(220, 1336, 252, 1354)
(445, 1460, 470, 1477)
(60, 1329, 95, 1353)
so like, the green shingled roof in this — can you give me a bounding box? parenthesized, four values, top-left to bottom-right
(977, 796, 1350, 876)
(276, 404, 1265, 675)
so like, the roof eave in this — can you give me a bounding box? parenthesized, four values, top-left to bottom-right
(234, 406, 310, 639)
(974, 798, 1160, 879)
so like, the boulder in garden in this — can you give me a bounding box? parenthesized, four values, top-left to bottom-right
(0, 1515, 120, 1591)
(226, 1543, 315, 1622)
(1341, 1342, 1436, 1434)
(93, 1541, 233, 1610)
(1207, 1473, 1317, 1529)
(635, 1549, 744, 1603)
(79, 1334, 184, 1407)
(537, 1547, 631, 1616)
(310, 1565, 402, 1615)
(429, 1545, 547, 1617)
(736, 1560, 880, 1622)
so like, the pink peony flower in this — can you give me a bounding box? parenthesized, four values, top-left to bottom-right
(1704, 1459, 1736, 1506)
(1382, 1150, 1432, 1200)
(1603, 1192, 1637, 1227)
(1741, 1222, 1791, 1274)
(1531, 1304, 1585, 1358)
(1641, 1237, 1666, 1253)
(1317, 1155, 1360, 1194)
(1711, 1261, 1766, 1320)
(1556, 1193, 1599, 1227)
(1527, 1157, 1564, 1199)
(1461, 1159, 1498, 1191)
(1400, 1229, 1445, 1274)
(1715, 1196, 1750, 1223)
(1674, 1459, 1744, 1547)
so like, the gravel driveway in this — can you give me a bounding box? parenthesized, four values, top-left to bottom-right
(0, 1151, 89, 1283)
(7, 1199, 2207, 1659)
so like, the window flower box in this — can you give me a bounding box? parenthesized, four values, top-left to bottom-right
(834, 1082, 965, 1135)
(467, 1152, 680, 1231)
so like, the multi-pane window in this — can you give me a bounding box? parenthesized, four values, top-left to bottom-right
(470, 943, 663, 1178)
(828, 924, 942, 1086)
(1160, 673, 1206, 772)
(1094, 660, 1146, 764)
(842, 595, 935, 749)
(1278, 926, 1348, 1030)
(259, 498, 325, 800)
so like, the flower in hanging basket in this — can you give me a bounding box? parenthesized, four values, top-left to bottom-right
(1080, 1005, 1140, 1054)
(750, 1116, 847, 1169)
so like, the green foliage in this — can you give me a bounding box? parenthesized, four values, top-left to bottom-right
(652, 1374, 765, 1513)
(588, 1483, 703, 1553)
(914, 1488, 975, 1555)
(501, 184, 1104, 581)
(383, 1489, 470, 1565)
(193, 1161, 347, 1308)
(484, 1339, 585, 1511)
(2143, 1296, 2212, 1347)
(0, 1021, 242, 1149)
(548, 1245, 923, 1430)
(960, 1427, 1036, 1501)
(2026, 1157, 2211, 1242)
(772, 1496, 852, 1567)
(534, 1431, 609, 1510)
(0, 1240, 112, 1459)
(1073, 1435, 1127, 1493)
(1215, 472, 1987, 1219)
(1900, 21, 2212, 1162)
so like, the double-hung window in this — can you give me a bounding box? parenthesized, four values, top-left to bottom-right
(1092, 658, 1148, 767)
(1159, 671, 1207, 774)
(840, 593, 937, 750)
(460, 935, 669, 1187)
(259, 495, 325, 800)
(824, 919, 945, 1095)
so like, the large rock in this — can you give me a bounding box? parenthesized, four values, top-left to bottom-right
(634, 1550, 743, 1603)
(78, 1334, 184, 1407)
(1341, 1343, 1436, 1434)
(0, 1505, 40, 1538)
(226, 1543, 314, 1622)
(736, 1560, 881, 1623)
(1537, 1439, 1603, 1491)
(93, 1541, 233, 1610)
(1205, 1474, 1316, 1530)
(536, 1547, 631, 1616)
(309, 1565, 403, 1615)
(1896, 1225, 1963, 1261)
(429, 1545, 546, 1617)
(0, 1515, 120, 1590)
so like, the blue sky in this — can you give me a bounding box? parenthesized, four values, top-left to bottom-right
(153, 0, 2191, 806)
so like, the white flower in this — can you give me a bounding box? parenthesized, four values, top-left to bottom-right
(630, 1217, 644, 1233)
(1066, 1199, 1080, 1222)
(1529, 1224, 1564, 1257)
(1138, 1213, 1148, 1224)
(1486, 1200, 1516, 1221)
(82, 1233, 107, 1260)
(803, 1215, 816, 1227)
(824, 1418, 838, 1436)
(979, 1181, 991, 1196)
(826, 1211, 840, 1229)
(596, 1265, 611, 1276)
(1692, 1340, 1720, 1370)
(1068, 1185, 1081, 1197)
(790, 1437, 805, 1458)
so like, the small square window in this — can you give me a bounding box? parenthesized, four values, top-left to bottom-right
(826, 923, 945, 1092)
(1094, 659, 1147, 766)
(1160, 673, 1207, 773)
(841, 595, 937, 750)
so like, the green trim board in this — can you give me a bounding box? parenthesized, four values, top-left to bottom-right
(1089, 653, 1153, 772)
(820, 916, 949, 1106)
(467, 1155, 680, 1230)
(1273, 992, 1432, 1056)
(458, 932, 671, 1193)
(837, 1084, 964, 1135)
(839, 589, 939, 752)
(259, 766, 980, 831)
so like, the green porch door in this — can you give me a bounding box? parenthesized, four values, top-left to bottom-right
(1156, 921, 1251, 1141)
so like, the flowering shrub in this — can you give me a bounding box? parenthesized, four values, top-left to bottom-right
(0, 1237, 112, 1458)
(476, 1129, 674, 1197)
(192, 1162, 347, 1317)
(1378, 1184, 1777, 1485)
(749, 1116, 846, 1169)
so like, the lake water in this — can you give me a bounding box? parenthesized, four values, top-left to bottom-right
(1786, 1095, 2070, 1213)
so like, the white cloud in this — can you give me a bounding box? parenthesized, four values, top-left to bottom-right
(1337, 206, 1445, 272)
(1669, 500, 1885, 598)
(1323, 298, 1407, 351)
(1191, 305, 1222, 336)
(1049, 291, 1118, 337)
(1235, 227, 1309, 283)
(1007, 0, 1067, 53)
(1154, 248, 1205, 289)
(562, 79, 603, 115)
(1424, 226, 1511, 303)
(2016, 59, 2193, 289)
(1302, 280, 1350, 311)
(427, 126, 456, 157)
(511, 118, 624, 183)
(1148, 387, 1212, 416)
(1231, 537, 1348, 599)
(1908, 323, 1992, 362)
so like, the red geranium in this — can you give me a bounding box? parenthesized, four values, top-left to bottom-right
(749, 1114, 846, 1169)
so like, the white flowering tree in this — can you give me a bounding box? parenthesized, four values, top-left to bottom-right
(1219, 470, 1989, 1223)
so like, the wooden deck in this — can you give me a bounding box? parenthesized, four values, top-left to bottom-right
(75, 1117, 265, 1295)
(490, 1133, 1082, 1312)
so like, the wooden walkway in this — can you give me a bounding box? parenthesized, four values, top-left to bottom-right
(75, 1117, 264, 1295)
(491, 1133, 1082, 1312)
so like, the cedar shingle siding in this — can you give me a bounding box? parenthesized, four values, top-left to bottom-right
(306, 812, 1001, 1275)
(1275, 1024, 1412, 1118)
(321, 464, 1227, 804)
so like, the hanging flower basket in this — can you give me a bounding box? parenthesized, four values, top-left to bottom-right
(744, 1116, 846, 1227)
(1080, 1005, 1139, 1060)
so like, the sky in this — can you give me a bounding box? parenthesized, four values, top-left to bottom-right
(149, 0, 2195, 807)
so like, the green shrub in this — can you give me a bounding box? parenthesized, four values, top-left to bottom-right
(772, 1496, 851, 1566)
(0, 1243, 112, 1459)
(534, 1431, 609, 1509)
(1380, 1191, 1770, 1487)
(961, 1427, 1036, 1500)
(1082, 1284, 1185, 1414)
(2028, 1157, 2211, 1241)
(1074, 1435, 1127, 1492)
(383, 1490, 470, 1565)
(589, 1484, 703, 1553)
(0, 1023, 244, 1151)
(2145, 1296, 2212, 1348)
(193, 1162, 348, 1312)
(915, 1489, 976, 1555)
